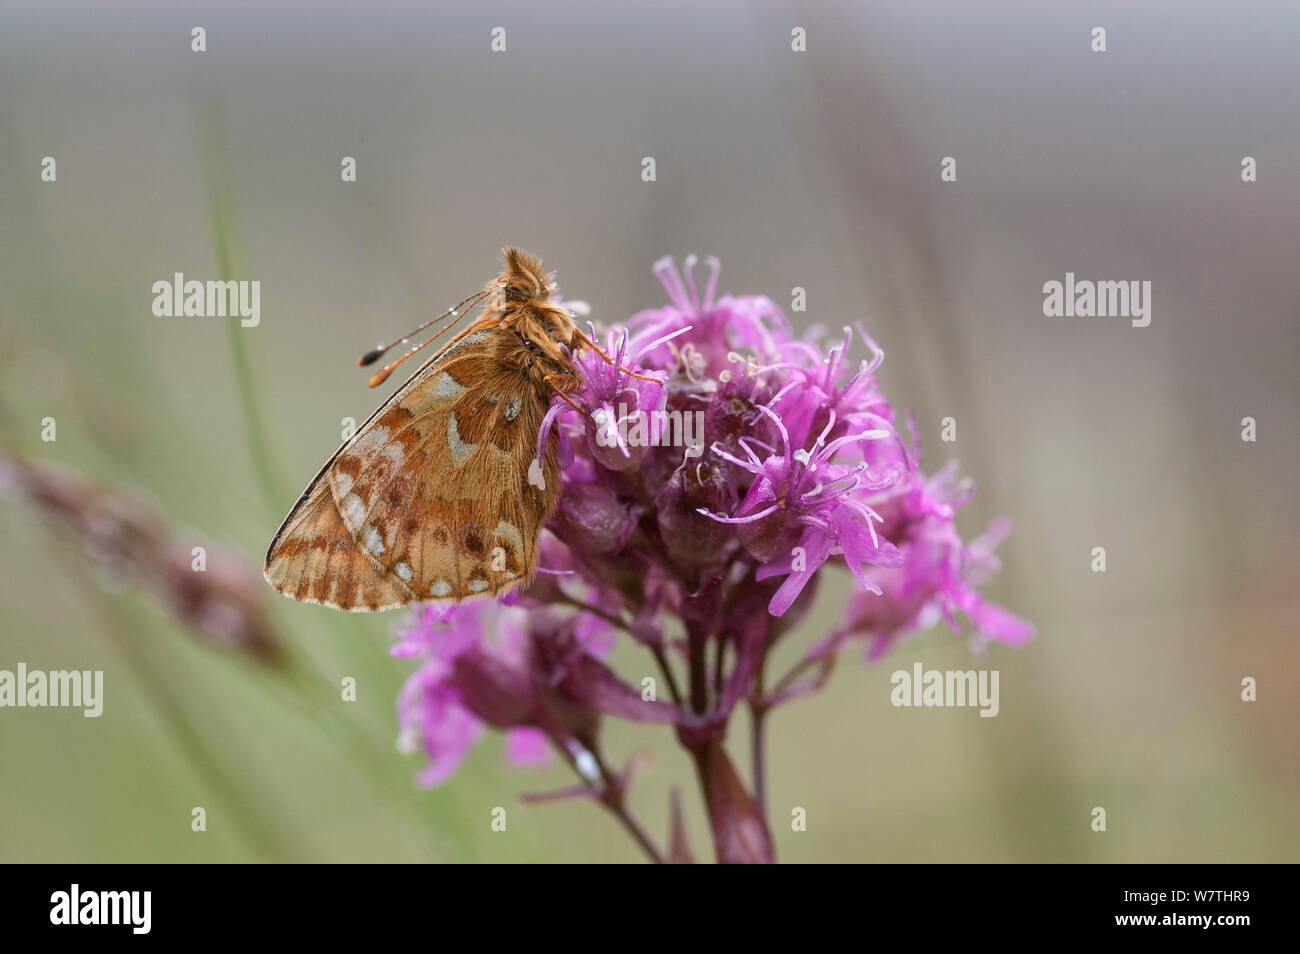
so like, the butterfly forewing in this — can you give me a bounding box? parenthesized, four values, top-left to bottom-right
(265, 325, 562, 611)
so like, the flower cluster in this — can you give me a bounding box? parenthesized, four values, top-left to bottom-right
(392, 255, 1033, 862)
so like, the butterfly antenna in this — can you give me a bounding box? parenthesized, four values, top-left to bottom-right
(359, 285, 498, 388)
(571, 328, 664, 386)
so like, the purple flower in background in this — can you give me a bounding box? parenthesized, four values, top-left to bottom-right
(504, 727, 552, 768)
(836, 462, 1035, 661)
(396, 661, 483, 787)
(391, 255, 1034, 863)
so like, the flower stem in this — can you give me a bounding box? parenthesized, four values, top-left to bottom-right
(558, 594, 683, 705)
(750, 660, 768, 816)
(197, 101, 288, 513)
(750, 707, 768, 819)
(585, 746, 666, 864)
(68, 562, 302, 860)
(685, 736, 774, 863)
(557, 594, 630, 633)
(688, 631, 709, 714)
(651, 645, 684, 707)
(606, 801, 666, 864)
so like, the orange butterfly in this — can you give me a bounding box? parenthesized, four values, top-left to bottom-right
(264, 248, 652, 611)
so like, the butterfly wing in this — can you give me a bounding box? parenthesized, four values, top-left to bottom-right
(262, 475, 411, 610)
(264, 326, 562, 611)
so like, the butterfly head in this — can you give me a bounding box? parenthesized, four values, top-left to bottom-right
(501, 247, 553, 304)
(497, 247, 583, 361)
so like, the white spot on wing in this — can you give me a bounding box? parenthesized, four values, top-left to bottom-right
(363, 525, 384, 555)
(395, 561, 413, 582)
(349, 426, 389, 456)
(433, 372, 467, 401)
(430, 579, 452, 598)
(468, 577, 489, 593)
(334, 472, 353, 497)
(342, 492, 366, 527)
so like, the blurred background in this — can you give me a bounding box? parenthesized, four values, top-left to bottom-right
(1, 0, 1296, 862)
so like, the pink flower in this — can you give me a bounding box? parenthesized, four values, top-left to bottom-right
(701, 399, 906, 616)
(385, 253, 1034, 863)
(396, 660, 483, 788)
(504, 727, 553, 768)
(840, 463, 1035, 660)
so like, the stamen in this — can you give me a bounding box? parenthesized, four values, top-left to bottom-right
(854, 322, 885, 376)
(631, 325, 691, 373)
(702, 256, 721, 311)
(652, 256, 690, 313)
(682, 254, 700, 310)
(709, 442, 762, 475)
(753, 403, 792, 461)
(696, 502, 781, 525)
(765, 379, 801, 408)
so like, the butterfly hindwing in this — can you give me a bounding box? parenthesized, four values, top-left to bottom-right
(265, 325, 561, 610)
(262, 476, 412, 610)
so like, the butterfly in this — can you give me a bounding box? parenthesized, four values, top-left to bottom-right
(264, 247, 654, 611)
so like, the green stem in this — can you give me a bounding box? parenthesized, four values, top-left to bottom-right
(68, 563, 302, 860)
(197, 104, 287, 512)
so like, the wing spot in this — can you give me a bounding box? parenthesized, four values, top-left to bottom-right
(464, 530, 484, 555)
(334, 472, 353, 497)
(349, 426, 390, 456)
(434, 372, 467, 401)
(362, 525, 384, 555)
(430, 579, 452, 598)
(342, 492, 366, 527)
(468, 577, 489, 593)
(395, 561, 413, 582)
(504, 395, 522, 421)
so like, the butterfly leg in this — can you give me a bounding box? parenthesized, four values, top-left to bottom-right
(571, 328, 664, 385)
(543, 373, 592, 420)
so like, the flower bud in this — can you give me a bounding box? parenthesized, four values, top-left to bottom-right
(655, 458, 737, 567)
(736, 509, 801, 563)
(551, 472, 642, 555)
